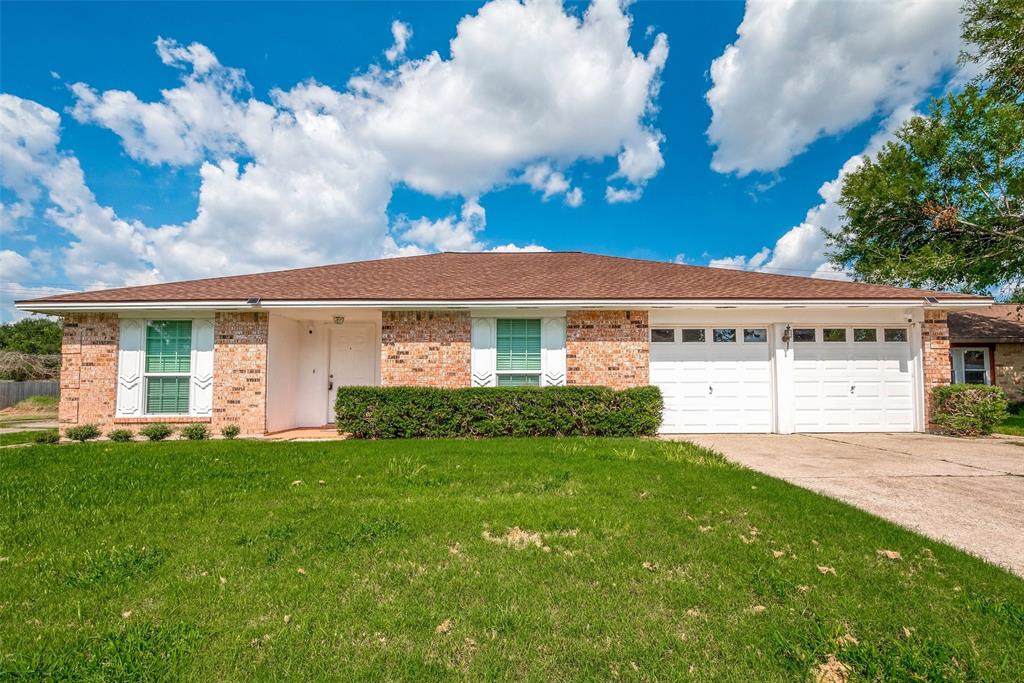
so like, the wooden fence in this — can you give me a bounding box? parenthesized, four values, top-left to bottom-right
(0, 380, 59, 410)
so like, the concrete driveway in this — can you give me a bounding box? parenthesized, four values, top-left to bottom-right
(676, 432, 1024, 577)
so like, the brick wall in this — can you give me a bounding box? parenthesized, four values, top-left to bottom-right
(380, 311, 471, 388)
(994, 343, 1024, 402)
(59, 313, 119, 432)
(565, 310, 649, 389)
(212, 312, 269, 435)
(922, 309, 951, 428)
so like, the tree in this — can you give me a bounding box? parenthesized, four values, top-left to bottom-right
(961, 0, 1024, 102)
(827, 86, 1023, 292)
(0, 318, 63, 355)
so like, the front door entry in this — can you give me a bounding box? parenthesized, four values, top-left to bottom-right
(328, 324, 375, 422)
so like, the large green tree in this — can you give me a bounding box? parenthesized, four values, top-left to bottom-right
(0, 318, 63, 355)
(827, 0, 1024, 293)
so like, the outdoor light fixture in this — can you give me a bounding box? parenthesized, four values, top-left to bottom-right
(782, 324, 792, 346)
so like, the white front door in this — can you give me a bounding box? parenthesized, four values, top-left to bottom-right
(650, 326, 772, 433)
(328, 324, 376, 422)
(790, 326, 914, 432)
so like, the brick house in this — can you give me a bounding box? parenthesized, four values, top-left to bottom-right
(16, 252, 989, 435)
(948, 305, 1024, 402)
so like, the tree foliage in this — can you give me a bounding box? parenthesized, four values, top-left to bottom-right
(0, 318, 63, 355)
(828, 86, 1023, 292)
(960, 0, 1024, 102)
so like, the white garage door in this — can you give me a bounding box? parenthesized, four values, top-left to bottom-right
(790, 326, 914, 432)
(650, 326, 772, 433)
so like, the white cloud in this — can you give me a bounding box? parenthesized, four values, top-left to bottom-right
(385, 20, 413, 63)
(0, 249, 33, 282)
(488, 243, 550, 253)
(522, 162, 584, 206)
(4, 0, 667, 294)
(605, 185, 643, 203)
(710, 106, 921, 281)
(705, 0, 962, 175)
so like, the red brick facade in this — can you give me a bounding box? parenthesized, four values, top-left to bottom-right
(211, 312, 269, 435)
(922, 309, 951, 428)
(58, 313, 119, 432)
(565, 310, 649, 389)
(994, 343, 1024, 402)
(380, 311, 471, 388)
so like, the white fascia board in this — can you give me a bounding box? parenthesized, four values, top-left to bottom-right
(16, 297, 992, 314)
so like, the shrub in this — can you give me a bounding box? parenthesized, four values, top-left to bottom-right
(34, 429, 59, 444)
(180, 423, 209, 440)
(221, 424, 241, 439)
(107, 428, 134, 442)
(932, 384, 1008, 436)
(139, 423, 173, 441)
(336, 386, 663, 439)
(64, 424, 100, 442)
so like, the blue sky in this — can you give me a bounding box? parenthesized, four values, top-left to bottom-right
(1, 0, 967, 319)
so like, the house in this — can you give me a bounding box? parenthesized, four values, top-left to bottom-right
(948, 304, 1024, 402)
(16, 251, 990, 436)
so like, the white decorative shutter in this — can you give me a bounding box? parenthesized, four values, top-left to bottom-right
(190, 319, 214, 416)
(541, 317, 566, 386)
(116, 319, 145, 417)
(471, 318, 497, 387)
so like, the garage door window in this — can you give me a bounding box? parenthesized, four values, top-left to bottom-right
(713, 328, 736, 343)
(793, 328, 816, 342)
(884, 328, 908, 342)
(743, 328, 767, 343)
(823, 328, 846, 342)
(651, 329, 675, 343)
(854, 328, 877, 342)
(681, 329, 705, 343)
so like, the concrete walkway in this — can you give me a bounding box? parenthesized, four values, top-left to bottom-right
(672, 432, 1024, 577)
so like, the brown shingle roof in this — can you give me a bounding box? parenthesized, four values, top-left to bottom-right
(19, 251, 982, 305)
(949, 304, 1024, 343)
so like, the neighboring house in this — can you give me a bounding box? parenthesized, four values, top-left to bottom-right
(948, 304, 1024, 402)
(17, 252, 990, 435)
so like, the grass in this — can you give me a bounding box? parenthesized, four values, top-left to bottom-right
(994, 413, 1024, 436)
(0, 429, 56, 446)
(1, 438, 1021, 681)
(0, 394, 58, 428)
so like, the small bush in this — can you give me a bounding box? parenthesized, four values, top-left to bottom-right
(221, 424, 241, 439)
(139, 423, 173, 441)
(107, 429, 134, 442)
(932, 384, 1009, 436)
(34, 429, 59, 444)
(336, 385, 663, 439)
(180, 423, 209, 440)
(65, 424, 101, 442)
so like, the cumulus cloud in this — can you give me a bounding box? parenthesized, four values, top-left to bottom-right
(4, 0, 668, 301)
(384, 20, 413, 63)
(705, 0, 962, 175)
(709, 105, 921, 281)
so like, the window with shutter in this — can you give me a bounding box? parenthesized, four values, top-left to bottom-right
(496, 319, 541, 386)
(144, 320, 192, 414)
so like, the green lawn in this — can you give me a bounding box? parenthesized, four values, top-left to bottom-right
(994, 413, 1024, 436)
(0, 429, 55, 447)
(1, 438, 1021, 681)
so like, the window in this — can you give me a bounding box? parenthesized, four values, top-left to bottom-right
(651, 328, 675, 343)
(680, 328, 705, 343)
(743, 328, 767, 343)
(884, 328, 908, 342)
(793, 328, 816, 343)
(853, 328, 877, 342)
(145, 320, 192, 414)
(496, 319, 541, 386)
(823, 328, 846, 342)
(713, 328, 736, 343)
(950, 347, 990, 385)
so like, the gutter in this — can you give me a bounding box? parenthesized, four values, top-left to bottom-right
(15, 297, 994, 314)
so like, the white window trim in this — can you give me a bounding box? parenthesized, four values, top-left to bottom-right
(950, 347, 991, 385)
(116, 317, 214, 418)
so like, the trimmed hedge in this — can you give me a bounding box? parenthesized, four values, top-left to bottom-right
(932, 384, 1008, 436)
(336, 386, 663, 439)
